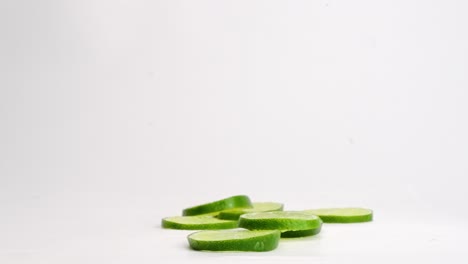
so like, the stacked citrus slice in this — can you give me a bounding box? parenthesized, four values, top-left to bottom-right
(161, 194, 373, 252)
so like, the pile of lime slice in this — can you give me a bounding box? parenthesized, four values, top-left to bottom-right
(161, 194, 373, 252)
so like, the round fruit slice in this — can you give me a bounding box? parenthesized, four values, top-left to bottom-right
(303, 208, 373, 223)
(218, 202, 284, 220)
(239, 211, 322, 237)
(188, 229, 280, 252)
(281, 226, 322, 238)
(162, 215, 238, 230)
(182, 195, 253, 216)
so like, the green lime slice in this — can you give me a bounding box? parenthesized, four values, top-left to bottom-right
(182, 195, 253, 216)
(217, 202, 284, 220)
(303, 208, 373, 223)
(281, 226, 322, 238)
(188, 229, 281, 252)
(239, 211, 322, 237)
(162, 215, 238, 230)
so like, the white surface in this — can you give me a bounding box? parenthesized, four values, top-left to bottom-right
(1, 0, 468, 263)
(2, 207, 468, 263)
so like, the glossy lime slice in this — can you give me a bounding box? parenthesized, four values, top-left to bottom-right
(182, 195, 253, 216)
(188, 229, 280, 251)
(303, 208, 373, 223)
(239, 211, 322, 237)
(218, 202, 284, 220)
(162, 215, 238, 230)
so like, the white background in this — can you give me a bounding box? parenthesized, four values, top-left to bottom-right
(1, 0, 468, 263)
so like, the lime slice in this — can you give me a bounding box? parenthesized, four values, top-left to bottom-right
(188, 229, 281, 252)
(162, 215, 238, 230)
(218, 202, 284, 220)
(182, 195, 253, 216)
(239, 211, 322, 237)
(281, 227, 322, 238)
(303, 208, 373, 223)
